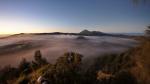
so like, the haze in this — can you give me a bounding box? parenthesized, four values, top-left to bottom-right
(0, 35, 137, 67)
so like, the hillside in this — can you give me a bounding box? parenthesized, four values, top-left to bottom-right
(93, 37, 150, 84)
(129, 37, 150, 84)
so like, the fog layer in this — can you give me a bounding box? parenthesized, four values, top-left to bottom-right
(0, 35, 138, 67)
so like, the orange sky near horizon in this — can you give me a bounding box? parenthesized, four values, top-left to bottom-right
(0, 19, 64, 34)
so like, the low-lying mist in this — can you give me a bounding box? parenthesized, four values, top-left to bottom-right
(0, 35, 138, 67)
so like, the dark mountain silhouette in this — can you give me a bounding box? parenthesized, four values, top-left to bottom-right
(79, 29, 108, 36)
(7, 29, 131, 38)
(79, 29, 130, 38)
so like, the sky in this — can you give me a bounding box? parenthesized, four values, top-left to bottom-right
(0, 0, 150, 34)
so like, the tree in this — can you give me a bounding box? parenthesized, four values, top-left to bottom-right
(57, 52, 83, 70)
(42, 52, 83, 84)
(145, 26, 150, 36)
(33, 50, 48, 68)
(18, 58, 30, 74)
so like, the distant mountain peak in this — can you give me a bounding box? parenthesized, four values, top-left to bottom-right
(79, 29, 104, 36)
(80, 29, 90, 33)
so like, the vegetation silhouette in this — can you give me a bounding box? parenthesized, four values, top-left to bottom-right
(145, 26, 150, 36)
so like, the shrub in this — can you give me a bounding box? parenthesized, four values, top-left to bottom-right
(18, 58, 31, 74)
(0, 65, 18, 84)
(32, 50, 48, 69)
(43, 52, 83, 84)
(15, 75, 29, 84)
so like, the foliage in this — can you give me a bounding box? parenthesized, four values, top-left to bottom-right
(41, 52, 83, 84)
(145, 26, 150, 36)
(0, 65, 18, 84)
(15, 75, 29, 84)
(31, 50, 48, 69)
(18, 58, 31, 75)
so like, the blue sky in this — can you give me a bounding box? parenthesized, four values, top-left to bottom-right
(0, 0, 150, 34)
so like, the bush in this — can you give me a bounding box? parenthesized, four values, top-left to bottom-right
(15, 75, 29, 84)
(18, 58, 31, 74)
(42, 52, 83, 84)
(112, 70, 137, 84)
(32, 50, 48, 69)
(0, 65, 18, 84)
